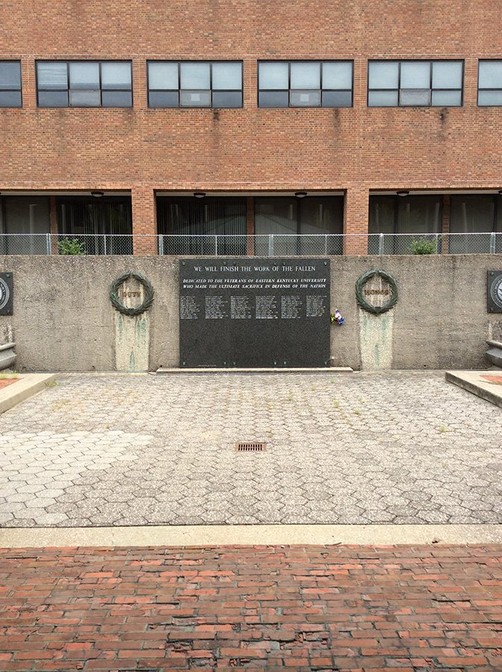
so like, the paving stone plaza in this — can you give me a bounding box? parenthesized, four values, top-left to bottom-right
(0, 371, 501, 671)
(0, 371, 500, 528)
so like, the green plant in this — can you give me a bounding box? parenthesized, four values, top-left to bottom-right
(410, 237, 439, 255)
(58, 238, 86, 255)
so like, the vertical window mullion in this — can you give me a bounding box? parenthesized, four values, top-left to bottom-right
(98, 62, 103, 106)
(209, 63, 213, 107)
(397, 62, 402, 105)
(288, 63, 292, 107)
(461, 61, 464, 105)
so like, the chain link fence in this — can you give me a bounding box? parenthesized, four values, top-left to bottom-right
(0, 234, 136, 255)
(368, 232, 502, 255)
(0, 232, 501, 255)
(159, 234, 344, 256)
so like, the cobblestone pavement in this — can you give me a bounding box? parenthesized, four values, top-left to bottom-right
(0, 544, 500, 670)
(0, 371, 501, 527)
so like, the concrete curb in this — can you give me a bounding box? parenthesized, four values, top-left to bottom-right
(446, 370, 502, 408)
(0, 373, 56, 415)
(1, 524, 501, 548)
(156, 367, 354, 374)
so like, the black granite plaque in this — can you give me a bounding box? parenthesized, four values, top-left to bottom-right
(488, 271, 502, 313)
(0, 273, 13, 316)
(180, 258, 330, 367)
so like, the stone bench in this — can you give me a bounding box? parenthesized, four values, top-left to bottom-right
(486, 339, 502, 369)
(0, 342, 16, 371)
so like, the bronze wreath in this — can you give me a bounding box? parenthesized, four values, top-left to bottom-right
(355, 270, 398, 315)
(109, 272, 155, 316)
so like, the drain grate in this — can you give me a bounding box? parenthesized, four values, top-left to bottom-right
(235, 441, 267, 452)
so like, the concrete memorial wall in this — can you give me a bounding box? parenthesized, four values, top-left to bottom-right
(0, 255, 501, 372)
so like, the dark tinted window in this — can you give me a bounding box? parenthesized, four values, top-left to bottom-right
(148, 61, 242, 108)
(37, 61, 132, 108)
(0, 61, 22, 107)
(258, 61, 353, 108)
(368, 61, 463, 107)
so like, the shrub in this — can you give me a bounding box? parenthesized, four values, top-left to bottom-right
(410, 237, 438, 255)
(57, 238, 86, 255)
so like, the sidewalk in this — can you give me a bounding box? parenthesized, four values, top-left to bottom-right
(0, 544, 500, 671)
(0, 371, 500, 670)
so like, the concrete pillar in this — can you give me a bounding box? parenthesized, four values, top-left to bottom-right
(132, 187, 157, 255)
(343, 187, 369, 255)
(114, 275, 151, 372)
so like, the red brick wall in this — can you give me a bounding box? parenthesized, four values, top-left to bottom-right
(1, 0, 501, 242)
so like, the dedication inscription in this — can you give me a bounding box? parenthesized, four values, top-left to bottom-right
(180, 258, 330, 367)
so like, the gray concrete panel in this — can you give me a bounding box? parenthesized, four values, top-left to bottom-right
(1, 254, 501, 370)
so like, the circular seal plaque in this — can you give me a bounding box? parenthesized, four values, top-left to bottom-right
(0, 277, 11, 312)
(109, 272, 154, 316)
(355, 270, 398, 315)
(489, 273, 502, 311)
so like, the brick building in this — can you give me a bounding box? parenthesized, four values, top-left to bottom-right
(0, 0, 501, 256)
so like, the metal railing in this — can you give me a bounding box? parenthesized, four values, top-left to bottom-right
(0, 233, 135, 256)
(0, 232, 501, 255)
(367, 232, 502, 255)
(159, 233, 345, 256)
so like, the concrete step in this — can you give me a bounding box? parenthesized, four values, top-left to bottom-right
(446, 370, 502, 408)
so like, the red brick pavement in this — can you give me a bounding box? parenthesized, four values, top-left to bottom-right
(0, 545, 500, 671)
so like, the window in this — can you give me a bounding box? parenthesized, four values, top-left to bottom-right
(148, 62, 242, 108)
(58, 196, 133, 255)
(157, 197, 246, 254)
(368, 60, 463, 107)
(258, 61, 353, 107)
(36, 61, 132, 107)
(478, 61, 502, 106)
(0, 197, 50, 254)
(369, 195, 442, 254)
(254, 196, 344, 254)
(450, 194, 502, 253)
(0, 61, 22, 107)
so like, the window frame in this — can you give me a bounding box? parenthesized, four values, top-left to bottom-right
(478, 60, 502, 106)
(367, 60, 464, 108)
(257, 60, 354, 108)
(0, 60, 22, 108)
(36, 60, 133, 108)
(147, 60, 243, 109)
(450, 194, 502, 233)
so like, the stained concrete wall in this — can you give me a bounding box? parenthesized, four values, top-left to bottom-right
(0, 255, 501, 371)
(0, 256, 179, 372)
(330, 255, 502, 371)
